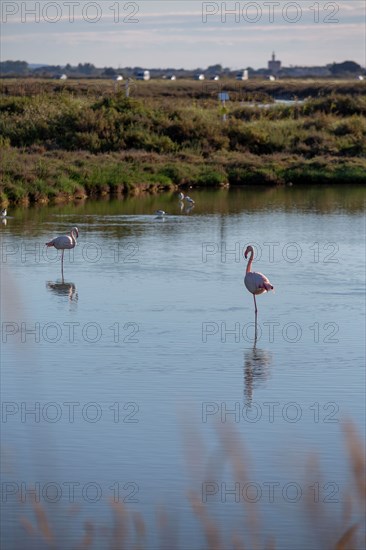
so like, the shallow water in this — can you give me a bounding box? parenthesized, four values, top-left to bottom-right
(1, 186, 365, 549)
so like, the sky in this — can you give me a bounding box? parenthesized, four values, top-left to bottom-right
(1, 0, 365, 69)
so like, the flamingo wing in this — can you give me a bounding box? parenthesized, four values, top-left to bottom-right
(46, 235, 74, 249)
(245, 271, 274, 294)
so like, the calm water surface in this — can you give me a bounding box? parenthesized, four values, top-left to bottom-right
(1, 187, 365, 549)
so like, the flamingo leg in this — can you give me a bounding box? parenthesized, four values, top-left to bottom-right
(61, 250, 64, 280)
(253, 294, 258, 342)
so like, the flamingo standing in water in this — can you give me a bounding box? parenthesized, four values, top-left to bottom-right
(46, 227, 79, 278)
(244, 245, 274, 339)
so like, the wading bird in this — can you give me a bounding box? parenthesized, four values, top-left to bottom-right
(178, 192, 185, 201)
(185, 196, 195, 205)
(46, 227, 79, 278)
(244, 245, 274, 340)
(1, 209, 7, 217)
(154, 210, 167, 219)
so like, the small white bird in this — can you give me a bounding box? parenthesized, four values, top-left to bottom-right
(185, 196, 195, 204)
(178, 192, 185, 201)
(244, 245, 274, 338)
(46, 227, 79, 276)
(1, 209, 7, 218)
(154, 210, 168, 219)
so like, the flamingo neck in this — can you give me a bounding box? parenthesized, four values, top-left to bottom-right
(246, 249, 254, 273)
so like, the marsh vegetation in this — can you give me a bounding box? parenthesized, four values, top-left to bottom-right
(0, 79, 365, 205)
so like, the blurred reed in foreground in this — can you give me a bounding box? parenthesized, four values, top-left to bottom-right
(6, 420, 364, 550)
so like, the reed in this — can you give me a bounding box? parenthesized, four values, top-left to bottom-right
(9, 421, 365, 550)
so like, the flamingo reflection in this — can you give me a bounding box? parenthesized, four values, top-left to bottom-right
(243, 345, 272, 406)
(46, 281, 78, 303)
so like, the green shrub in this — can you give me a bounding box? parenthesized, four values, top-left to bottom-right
(195, 168, 227, 185)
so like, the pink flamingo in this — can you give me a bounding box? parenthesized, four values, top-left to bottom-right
(46, 227, 79, 277)
(244, 245, 274, 338)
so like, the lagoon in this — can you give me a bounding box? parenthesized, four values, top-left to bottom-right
(1, 186, 365, 549)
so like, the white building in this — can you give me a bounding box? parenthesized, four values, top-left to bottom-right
(136, 70, 150, 81)
(236, 70, 249, 81)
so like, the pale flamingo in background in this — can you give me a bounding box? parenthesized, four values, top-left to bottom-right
(244, 245, 274, 340)
(178, 192, 185, 201)
(1, 208, 7, 217)
(46, 227, 79, 278)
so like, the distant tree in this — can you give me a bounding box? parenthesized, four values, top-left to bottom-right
(33, 65, 62, 76)
(0, 60, 29, 75)
(77, 63, 96, 75)
(207, 64, 223, 74)
(103, 67, 117, 76)
(330, 61, 362, 75)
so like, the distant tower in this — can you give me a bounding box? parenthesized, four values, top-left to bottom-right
(268, 52, 281, 75)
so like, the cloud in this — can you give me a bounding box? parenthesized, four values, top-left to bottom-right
(2, 0, 364, 26)
(3, 21, 363, 44)
(2, 0, 364, 67)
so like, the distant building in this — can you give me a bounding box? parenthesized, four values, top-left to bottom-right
(195, 73, 205, 80)
(115, 75, 123, 81)
(59, 74, 68, 80)
(236, 70, 249, 81)
(136, 70, 150, 80)
(268, 52, 281, 75)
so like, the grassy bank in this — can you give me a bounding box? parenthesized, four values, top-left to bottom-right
(1, 79, 365, 205)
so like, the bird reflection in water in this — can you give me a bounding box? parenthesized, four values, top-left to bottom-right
(46, 281, 78, 303)
(184, 203, 195, 215)
(243, 345, 272, 406)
